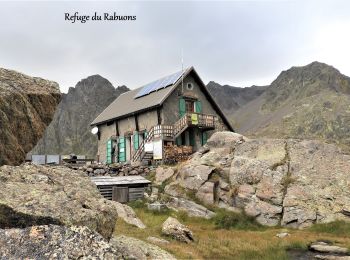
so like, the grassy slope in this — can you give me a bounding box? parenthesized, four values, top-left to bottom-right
(113, 202, 350, 260)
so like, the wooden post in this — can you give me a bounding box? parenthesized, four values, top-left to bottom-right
(157, 107, 162, 124)
(135, 115, 139, 131)
(115, 120, 119, 136)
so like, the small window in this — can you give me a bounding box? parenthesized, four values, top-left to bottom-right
(186, 83, 194, 90)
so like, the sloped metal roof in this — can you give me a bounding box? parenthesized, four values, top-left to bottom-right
(90, 67, 234, 131)
(91, 67, 191, 125)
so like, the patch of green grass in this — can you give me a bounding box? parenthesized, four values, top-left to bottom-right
(115, 203, 350, 260)
(212, 209, 265, 231)
(145, 170, 156, 182)
(309, 220, 350, 236)
(127, 199, 146, 209)
(285, 240, 308, 251)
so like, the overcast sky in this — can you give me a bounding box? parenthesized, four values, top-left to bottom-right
(0, 0, 349, 93)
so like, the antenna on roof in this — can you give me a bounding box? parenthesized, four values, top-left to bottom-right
(181, 48, 184, 94)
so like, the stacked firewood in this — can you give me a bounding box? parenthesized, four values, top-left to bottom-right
(164, 144, 193, 163)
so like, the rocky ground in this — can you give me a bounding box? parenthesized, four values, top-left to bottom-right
(0, 68, 61, 165)
(152, 131, 350, 228)
(0, 164, 118, 239)
(67, 162, 153, 177)
(1, 131, 350, 258)
(0, 163, 175, 259)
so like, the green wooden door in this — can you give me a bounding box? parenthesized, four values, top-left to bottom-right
(106, 139, 113, 164)
(176, 136, 182, 146)
(133, 132, 139, 150)
(179, 98, 186, 118)
(195, 100, 202, 113)
(201, 131, 208, 145)
(118, 137, 126, 162)
(189, 129, 195, 147)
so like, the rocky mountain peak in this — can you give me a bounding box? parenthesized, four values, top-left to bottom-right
(271, 61, 350, 92)
(116, 85, 129, 94)
(31, 75, 130, 157)
(73, 74, 116, 96)
(262, 61, 350, 112)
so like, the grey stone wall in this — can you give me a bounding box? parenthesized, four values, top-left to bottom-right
(117, 117, 136, 135)
(97, 123, 116, 163)
(138, 109, 158, 130)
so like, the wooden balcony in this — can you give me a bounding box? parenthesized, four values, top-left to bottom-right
(183, 113, 216, 129)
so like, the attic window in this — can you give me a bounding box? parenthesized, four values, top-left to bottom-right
(186, 83, 194, 90)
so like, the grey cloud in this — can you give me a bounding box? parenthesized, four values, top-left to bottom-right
(0, 0, 349, 92)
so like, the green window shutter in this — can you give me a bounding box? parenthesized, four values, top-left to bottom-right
(176, 136, 182, 146)
(201, 131, 208, 145)
(106, 139, 113, 164)
(195, 100, 202, 113)
(118, 137, 126, 162)
(133, 132, 139, 150)
(179, 98, 186, 118)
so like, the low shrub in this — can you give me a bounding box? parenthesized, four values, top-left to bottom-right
(212, 209, 264, 230)
(309, 220, 350, 236)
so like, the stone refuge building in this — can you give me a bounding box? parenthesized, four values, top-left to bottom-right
(91, 67, 234, 164)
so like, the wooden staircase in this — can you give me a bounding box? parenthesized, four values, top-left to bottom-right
(173, 114, 190, 138)
(141, 151, 153, 164)
(132, 126, 155, 163)
(131, 113, 216, 163)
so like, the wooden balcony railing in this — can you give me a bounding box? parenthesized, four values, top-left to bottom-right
(131, 113, 217, 162)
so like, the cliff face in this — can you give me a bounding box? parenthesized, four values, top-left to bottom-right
(0, 68, 61, 165)
(31, 75, 129, 157)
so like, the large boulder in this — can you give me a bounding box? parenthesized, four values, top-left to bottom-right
(0, 67, 61, 166)
(281, 140, 350, 227)
(195, 181, 216, 205)
(0, 225, 123, 259)
(113, 202, 146, 229)
(166, 196, 215, 219)
(177, 164, 214, 190)
(206, 131, 245, 149)
(167, 131, 350, 228)
(0, 164, 118, 239)
(154, 167, 175, 185)
(162, 217, 194, 243)
(110, 235, 176, 260)
(230, 139, 350, 227)
(229, 139, 288, 226)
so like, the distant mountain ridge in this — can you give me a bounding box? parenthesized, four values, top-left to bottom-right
(31, 75, 129, 157)
(209, 61, 350, 151)
(206, 81, 268, 115)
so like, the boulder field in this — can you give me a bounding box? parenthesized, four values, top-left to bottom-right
(161, 131, 350, 228)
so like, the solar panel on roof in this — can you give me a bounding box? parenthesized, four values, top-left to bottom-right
(134, 70, 184, 99)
